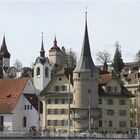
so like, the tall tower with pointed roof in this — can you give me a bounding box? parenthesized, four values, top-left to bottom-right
(34, 34, 52, 94)
(0, 35, 10, 70)
(72, 12, 100, 131)
(49, 37, 63, 70)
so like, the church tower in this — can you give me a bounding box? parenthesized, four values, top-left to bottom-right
(0, 35, 10, 70)
(72, 13, 100, 131)
(34, 34, 51, 94)
(49, 37, 63, 70)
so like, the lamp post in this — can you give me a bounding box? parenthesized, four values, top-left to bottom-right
(68, 74, 71, 137)
(88, 92, 91, 132)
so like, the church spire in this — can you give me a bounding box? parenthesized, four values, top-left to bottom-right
(74, 11, 96, 72)
(40, 32, 45, 57)
(0, 35, 10, 58)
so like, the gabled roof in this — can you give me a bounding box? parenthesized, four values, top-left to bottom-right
(24, 94, 43, 113)
(99, 73, 112, 85)
(0, 78, 29, 113)
(0, 36, 10, 58)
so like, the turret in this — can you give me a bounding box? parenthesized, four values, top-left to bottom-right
(72, 12, 99, 131)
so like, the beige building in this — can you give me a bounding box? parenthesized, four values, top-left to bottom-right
(40, 14, 134, 133)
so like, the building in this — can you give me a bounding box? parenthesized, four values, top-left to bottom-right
(121, 66, 140, 128)
(40, 13, 133, 133)
(0, 78, 41, 131)
(33, 34, 52, 95)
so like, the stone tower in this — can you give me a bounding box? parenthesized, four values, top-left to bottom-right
(34, 34, 51, 94)
(72, 13, 99, 132)
(0, 35, 10, 70)
(49, 37, 63, 70)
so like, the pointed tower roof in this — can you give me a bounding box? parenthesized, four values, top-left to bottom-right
(40, 33, 45, 57)
(74, 12, 97, 72)
(0, 35, 10, 58)
(49, 36, 61, 52)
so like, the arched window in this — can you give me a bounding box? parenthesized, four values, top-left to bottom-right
(23, 116, 27, 127)
(36, 67, 40, 76)
(45, 67, 49, 78)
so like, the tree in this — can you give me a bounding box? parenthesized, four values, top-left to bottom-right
(96, 50, 111, 71)
(112, 41, 125, 74)
(13, 59, 23, 71)
(64, 48, 77, 69)
(135, 50, 140, 64)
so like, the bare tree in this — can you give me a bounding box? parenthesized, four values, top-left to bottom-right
(65, 48, 77, 69)
(96, 50, 111, 71)
(13, 59, 23, 71)
(135, 50, 140, 64)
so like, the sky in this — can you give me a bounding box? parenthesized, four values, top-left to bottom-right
(0, 0, 140, 67)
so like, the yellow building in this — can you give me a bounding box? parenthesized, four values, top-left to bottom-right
(40, 13, 134, 133)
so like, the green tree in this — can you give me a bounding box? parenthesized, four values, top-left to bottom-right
(112, 41, 125, 74)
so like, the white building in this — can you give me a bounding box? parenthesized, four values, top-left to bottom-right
(0, 78, 41, 131)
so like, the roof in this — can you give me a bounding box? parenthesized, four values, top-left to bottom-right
(0, 78, 29, 113)
(99, 73, 112, 85)
(74, 13, 97, 73)
(24, 94, 43, 113)
(49, 37, 61, 52)
(0, 36, 10, 58)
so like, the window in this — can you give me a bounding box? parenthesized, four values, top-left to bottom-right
(45, 67, 49, 78)
(62, 86, 67, 91)
(78, 73, 80, 78)
(62, 99, 65, 104)
(109, 121, 113, 127)
(47, 120, 51, 126)
(54, 109, 58, 114)
(119, 110, 126, 116)
(99, 98, 102, 104)
(24, 105, 26, 110)
(48, 99, 51, 104)
(23, 116, 27, 127)
(119, 99, 126, 105)
(30, 105, 32, 109)
(107, 99, 114, 105)
(107, 109, 114, 116)
(99, 120, 102, 127)
(114, 86, 118, 92)
(119, 121, 126, 128)
(107, 86, 113, 92)
(0, 116, 4, 127)
(36, 67, 40, 76)
(55, 99, 58, 104)
(91, 73, 93, 78)
(54, 86, 59, 91)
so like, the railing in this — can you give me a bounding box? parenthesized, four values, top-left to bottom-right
(0, 130, 138, 139)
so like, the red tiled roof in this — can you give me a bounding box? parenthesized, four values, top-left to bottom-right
(0, 78, 29, 113)
(99, 73, 112, 85)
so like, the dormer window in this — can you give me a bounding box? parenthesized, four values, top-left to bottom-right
(106, 86, 113, 92)
(36, 67, 40, 77)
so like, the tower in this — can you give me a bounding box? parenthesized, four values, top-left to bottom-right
(34, 34, 51, 94)
(0, 35, 10, 70)
(49, 37, 63, 70)
(72, 13, 99, 131)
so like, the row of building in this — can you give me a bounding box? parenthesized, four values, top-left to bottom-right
(0, 13, 139, 133)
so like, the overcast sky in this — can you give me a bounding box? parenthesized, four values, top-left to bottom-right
(0, 0, 140, 67)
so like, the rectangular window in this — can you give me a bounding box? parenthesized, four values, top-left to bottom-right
(109, 121, 113, 127)
(99, 98, 102, 104)
(119, 110, 126, 116)
(48, 99, 52, 104)
(99, 120, 102, 127)
(107, 86, 113, 92)
(62, 99, 65, 104)
(54, 86, 59, 91)
(24, 105, 26, 110)
(54, 109, 58, 114)
(55, 99, 58, 104)
(107, 109, 114, 116)
(114, 86, 118, 92)
(0, 116, 4, 126)
(47, 120, 50, 126)
(107, 99, 114, 105)
(30, 105, 32, 109)
(119, 99, 126, 105)
(119, 121, 126, 128)
(62, 86, 67, 91)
